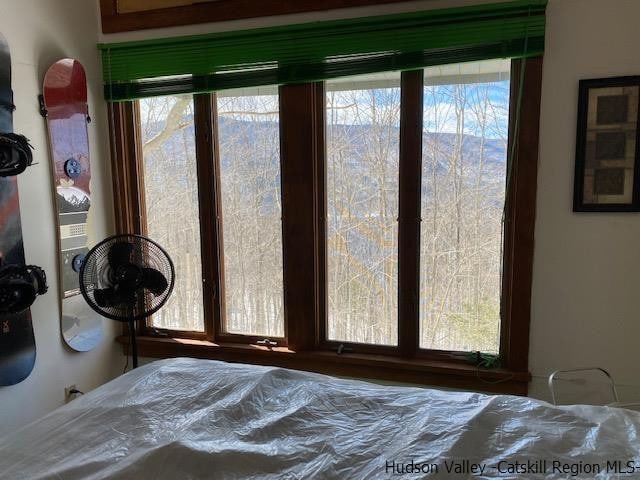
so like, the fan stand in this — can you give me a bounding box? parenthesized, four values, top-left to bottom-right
(78, 234, 175, 371)
(128, 319, 139, 369)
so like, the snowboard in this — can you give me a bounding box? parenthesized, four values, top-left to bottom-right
(42, 59, 102, 352)
(0, 32, 37, 386)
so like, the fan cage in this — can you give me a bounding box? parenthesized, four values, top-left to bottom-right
(79, 234, 175, 322)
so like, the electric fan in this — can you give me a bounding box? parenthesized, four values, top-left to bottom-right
(79, 234, 175, 368)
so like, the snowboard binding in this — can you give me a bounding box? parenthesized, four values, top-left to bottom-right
(0, 133, 34, 177)
(0, 264, 48, 315)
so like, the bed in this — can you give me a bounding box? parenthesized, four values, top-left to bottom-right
(1, 358, 639, 479)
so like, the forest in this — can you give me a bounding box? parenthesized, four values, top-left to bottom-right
(139, 68, 509, 354)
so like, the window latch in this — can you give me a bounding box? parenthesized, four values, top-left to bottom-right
(148, 327, 169, 338)
(336, 344, 353, 355)
(256, 338, 278, 349)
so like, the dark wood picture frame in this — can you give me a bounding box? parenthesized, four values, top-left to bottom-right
(574, 76, 640, 212)
(100, 0, 413, 34)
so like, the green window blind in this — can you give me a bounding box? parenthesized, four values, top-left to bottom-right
(99, 0, 546, 101)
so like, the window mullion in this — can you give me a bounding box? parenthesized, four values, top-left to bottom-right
(315, 82, 328, 350)
(108, 101, 146, 236)
(398, 70, 424, 358)
(500, 57, 543, 371)
(132, 101, 148, 237)
(193, 93, 222, 342)
(279, 83, 322, 350)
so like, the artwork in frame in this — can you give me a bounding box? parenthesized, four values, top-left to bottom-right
(574, 76, 640, 212)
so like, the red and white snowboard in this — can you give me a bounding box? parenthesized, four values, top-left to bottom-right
(42, 59, 102, 352)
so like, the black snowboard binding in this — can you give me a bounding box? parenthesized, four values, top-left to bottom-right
(0, 132, 33, 177)
(0, 264, 48, 314)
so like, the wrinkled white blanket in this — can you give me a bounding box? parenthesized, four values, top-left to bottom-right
(1, 358, 639, 479)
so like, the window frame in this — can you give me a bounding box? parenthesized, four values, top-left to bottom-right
(319, 72, 411, 356)
(209, 92, 289, 345)
(108, 57, 542, 394)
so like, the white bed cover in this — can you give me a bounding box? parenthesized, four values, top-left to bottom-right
(1, 358, 639, 479)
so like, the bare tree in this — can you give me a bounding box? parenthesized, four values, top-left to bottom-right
(138, 71, 509, 353)
(140, 95, 203, 331)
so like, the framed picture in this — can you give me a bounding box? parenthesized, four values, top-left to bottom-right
(574, 76, 640, 212)
(100, 0, 411, 33)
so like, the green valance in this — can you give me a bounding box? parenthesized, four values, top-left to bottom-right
(99, 0, 546, 101)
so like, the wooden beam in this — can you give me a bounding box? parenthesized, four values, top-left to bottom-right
(500, 57, 543, 373)
(107, 102, 145, 235)
(193, 94, 220, 342)
(279, 83, 323, 351)
(398, 70, 423, 358)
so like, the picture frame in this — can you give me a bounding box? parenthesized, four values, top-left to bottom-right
(574, 76, 640, 212)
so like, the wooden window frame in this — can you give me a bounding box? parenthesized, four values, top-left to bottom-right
(109, 57, 542, 394)
(211, 91, 289, 346)
(318, 71, 421, 357)
(99, 0, 417, 34)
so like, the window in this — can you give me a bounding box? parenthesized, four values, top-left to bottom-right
(110, 57, 542, 394)
(326, 73, 401, 346)
(140, 95, 204, 332)
(419, 60, 511, 354)
(216, 88, 285, 337)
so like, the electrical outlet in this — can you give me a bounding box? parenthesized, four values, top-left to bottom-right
(64, 384, 78, 403)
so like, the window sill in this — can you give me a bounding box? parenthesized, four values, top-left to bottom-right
(117, 335, 530, 395)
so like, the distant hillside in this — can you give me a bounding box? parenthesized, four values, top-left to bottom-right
(145, 115, 507, 172)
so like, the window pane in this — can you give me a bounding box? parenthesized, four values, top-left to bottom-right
(217, 88, 284, 337)
(326, 73, 401, 346)
(140, 95, 204, 331)
(420, 60, 511, 353)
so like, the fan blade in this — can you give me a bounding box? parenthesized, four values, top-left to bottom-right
(140, 267, 168, 295)
(94, 286, 136, 308)
(108, 241, 133, 269)
(94, 287, 117, 308)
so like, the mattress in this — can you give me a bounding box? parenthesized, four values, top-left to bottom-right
(1, 357, 639, 479)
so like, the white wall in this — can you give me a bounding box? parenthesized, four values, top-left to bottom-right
(529, 0, 640, 401)
(0, 0, 120, 436)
